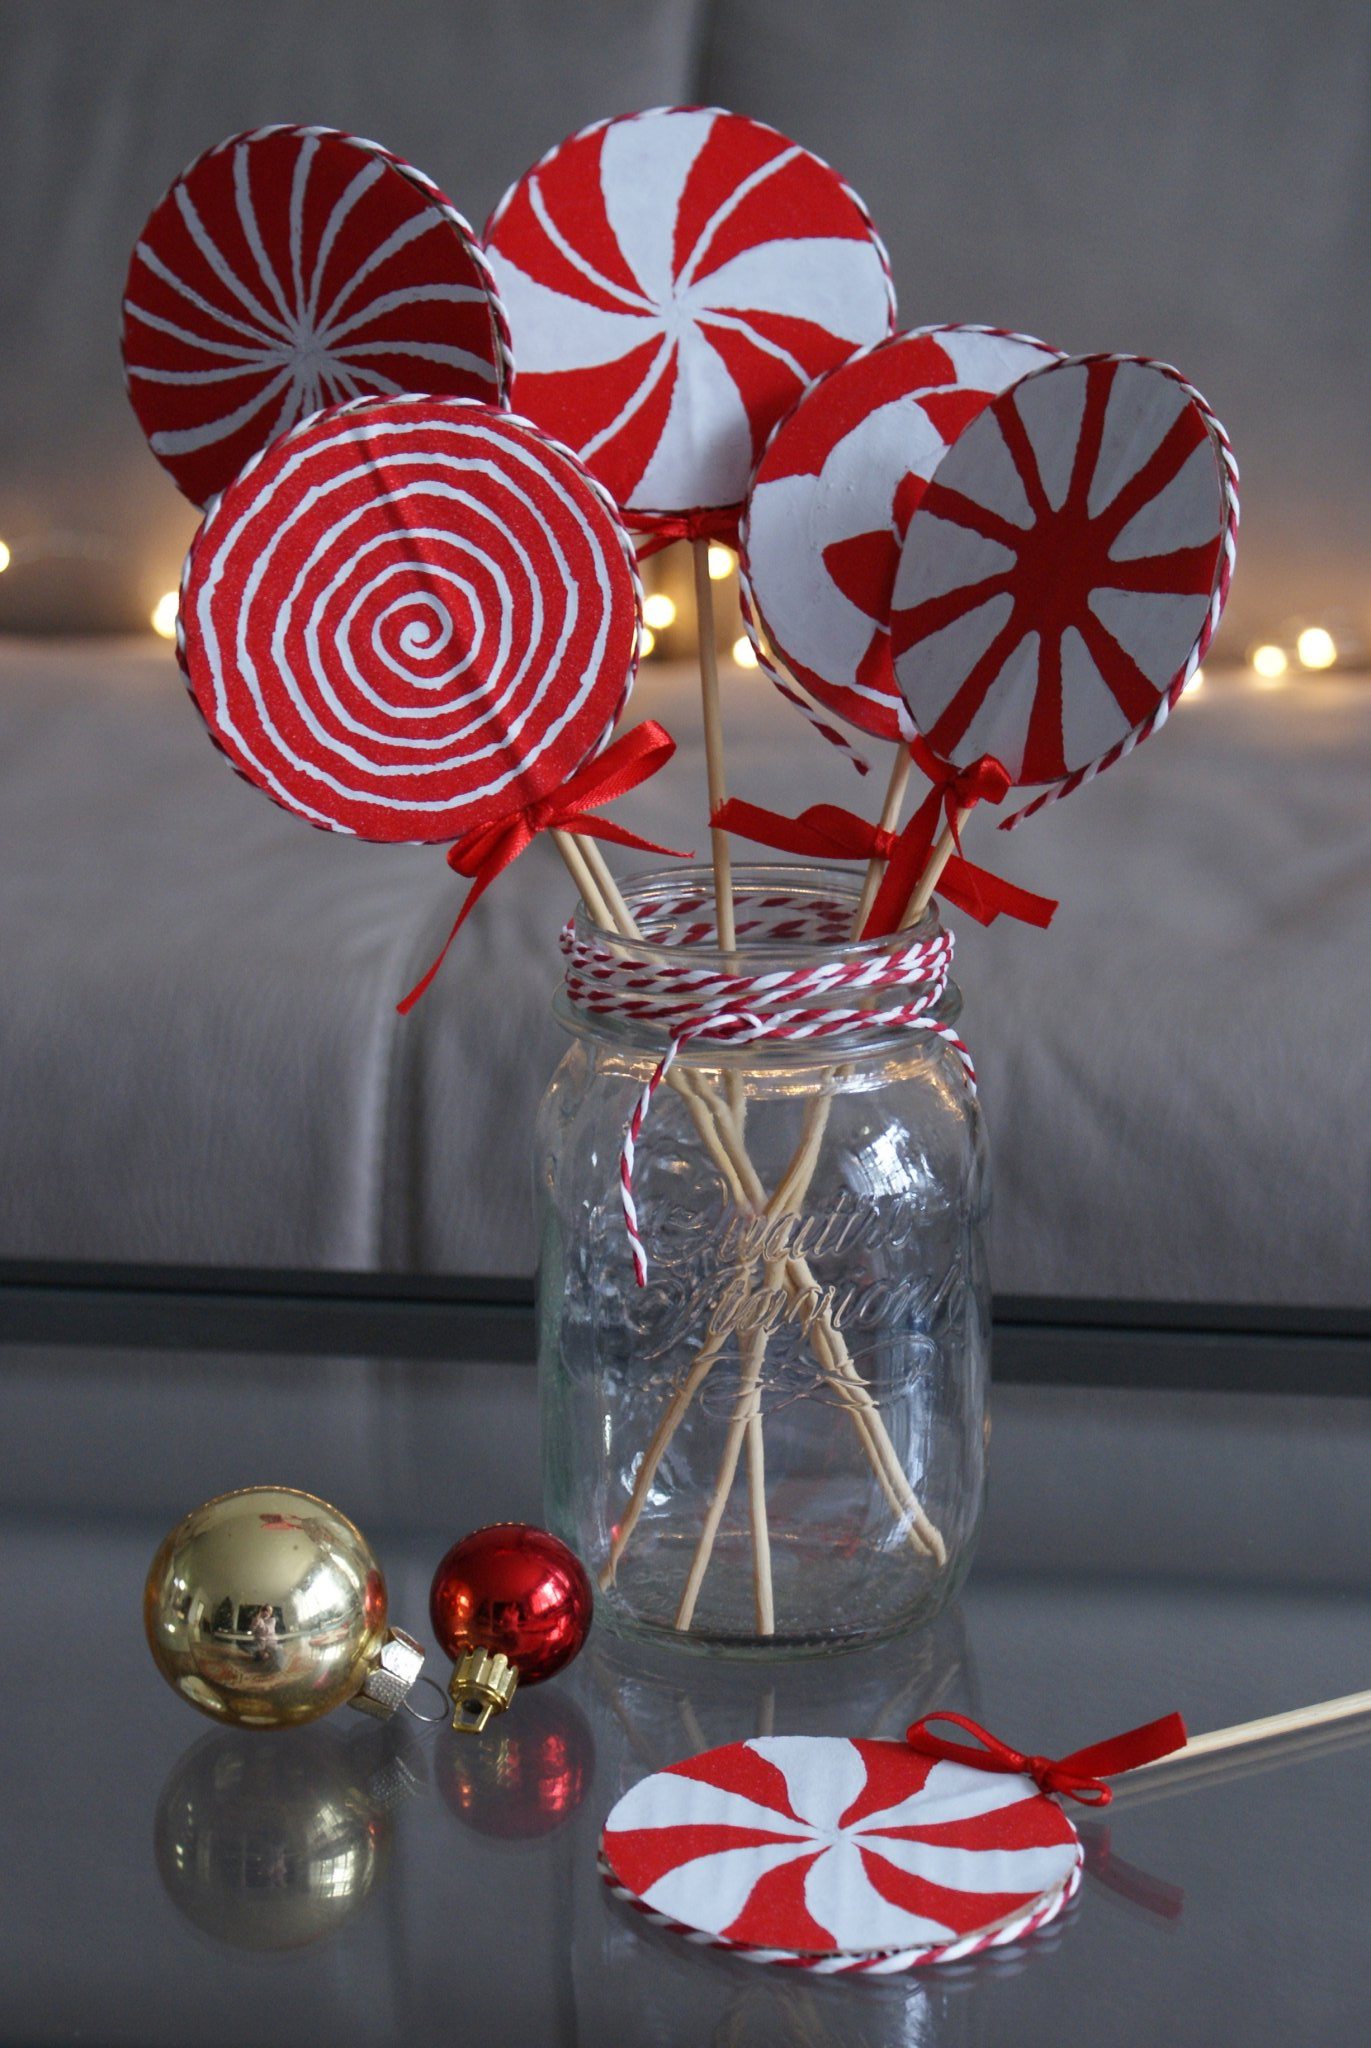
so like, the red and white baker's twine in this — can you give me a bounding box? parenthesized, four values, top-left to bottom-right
(596, 1848, 1081, 1975)
(561, 889, 976, 1287)
(1000, 354, 1240, 829)
(737, 324, 1066, 777)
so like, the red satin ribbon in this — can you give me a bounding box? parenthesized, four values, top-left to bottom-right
(633, 507, 741, 559)
(398, 720, 689, 1013)
(711, 784, 1056, 940)
(904, 1710, 1189, 1808)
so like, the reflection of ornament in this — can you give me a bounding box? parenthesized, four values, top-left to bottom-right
(429, 1523, 593, 1733)
(437, 1687, 595, 1836)
(144, 1486, 426, 1728)
(154, 1726, 397, 1949)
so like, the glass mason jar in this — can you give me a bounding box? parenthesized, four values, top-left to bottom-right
(535, 865, 989, 1654)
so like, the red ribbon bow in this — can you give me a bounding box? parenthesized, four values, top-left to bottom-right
(632, 508, 741, 560)
(904, 1710, 1189, 1808)
(712, 760, 1056, 942)
(398, 719, 689, 1013)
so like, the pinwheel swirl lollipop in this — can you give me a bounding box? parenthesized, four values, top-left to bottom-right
(891, 351, 1239, 827)
(124, 124, 512, 507)
(740, 324, 1061, 753)
(600, 1713, 1189, 1973)
(483, 105, 895, 532)
(177, 393, 677, 999)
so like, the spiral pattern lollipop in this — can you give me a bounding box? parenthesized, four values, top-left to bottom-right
(178, 395, 641, 843)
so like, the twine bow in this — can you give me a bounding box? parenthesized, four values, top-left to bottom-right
(904, 1710, 1189, 1808)
(398, 720, 688, 1013)
(712, 748, 1056, 942)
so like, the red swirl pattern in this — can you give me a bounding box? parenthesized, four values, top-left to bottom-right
(484, 106, 895, 525)
(177, 395, 641, 843)
(124, 124, 511, 507)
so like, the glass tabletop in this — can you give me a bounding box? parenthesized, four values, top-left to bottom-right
(2, 1329, 1369, 2047)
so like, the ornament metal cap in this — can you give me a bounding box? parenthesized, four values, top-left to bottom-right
(449, 1647, 520, 1734)
(349, 1624, 427, 1721)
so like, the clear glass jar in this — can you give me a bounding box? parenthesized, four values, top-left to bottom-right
(535, 865, 989, 1655)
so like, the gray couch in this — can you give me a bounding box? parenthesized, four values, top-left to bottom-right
(2, 2, 1368, 1303)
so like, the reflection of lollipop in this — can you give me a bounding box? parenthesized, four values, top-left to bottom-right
(741, 325, 1061, 751)
(483, 105, 894, 531)
(177, 394, 681, 1000)
(891, 352, 1239, 828)
(124, 125, 512, 507)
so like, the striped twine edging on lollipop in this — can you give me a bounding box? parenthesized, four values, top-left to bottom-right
(560, 890, 975, 1286)
(998, 354, 1240, 830)
(595, 1848, 1082, 1975)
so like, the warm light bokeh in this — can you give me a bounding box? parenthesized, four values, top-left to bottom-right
(732, 635, 758, 670)
(1250, 643, 1288, 680)
(0, 540, 11, 575)
(1295, 626, 1336, 670)
(642, 592, 677, 631)
(640, 626, 656, 658)
(151, 591, 179, 640)
(707, 545, 734, 581)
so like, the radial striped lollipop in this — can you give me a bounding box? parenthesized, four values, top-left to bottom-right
(124, 125, 512, 507)
(483, 105, 895, 530)
(740, 325, 1061, 746)
(177, 395, 641, 844)
(600, 1735, 1082, 1970)
(891, 352, 1239, 820)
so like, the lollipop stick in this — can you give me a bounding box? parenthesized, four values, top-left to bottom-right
(853, 743, 912, 932)
(897, 804, 971, 930)
(1128, 1690, 1371, 1774)
(693, 539, 738, 955)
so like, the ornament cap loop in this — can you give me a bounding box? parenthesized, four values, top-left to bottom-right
(449, 1647, 519, 1734)
(348, 1625, 427, 1722)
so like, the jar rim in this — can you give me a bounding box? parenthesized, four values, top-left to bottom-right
(558, 863, 960, 1063)
(571, 862, 942, 969)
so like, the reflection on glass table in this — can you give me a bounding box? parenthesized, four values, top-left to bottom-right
(2, 1333, 1369, 2046)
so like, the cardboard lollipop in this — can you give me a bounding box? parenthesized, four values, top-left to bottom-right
(740, 325, 1061, 748)
(890, 352, 1239, 826)
(599, 1714, 1188, 1973)
(482, 105, 895, 531)
(124, 125, 512, 507)
(176, 393, 687, 998)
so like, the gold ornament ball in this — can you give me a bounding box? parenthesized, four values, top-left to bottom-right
(144, 1486, 390, 1730)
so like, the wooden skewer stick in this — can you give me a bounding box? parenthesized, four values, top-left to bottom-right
(579, 826, 944, 1592)
(693, 539, 738, 956)
(1127, 1690, 1371, 1774)
(853, 742, 913, 933)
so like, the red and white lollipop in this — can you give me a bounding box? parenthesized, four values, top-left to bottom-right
(891, 353, 1239, 823)
(177, 395, 640, 843)
(124, 125, 512, 507)
(741, 326, 1061, 746)
(600, 1734, 1083, 1971)
(483, 106, 895, 530)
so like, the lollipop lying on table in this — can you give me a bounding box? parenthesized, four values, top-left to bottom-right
(174, 391, 684, 999)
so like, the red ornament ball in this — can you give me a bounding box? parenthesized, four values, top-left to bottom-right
(429, 1523, 592, 1686)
